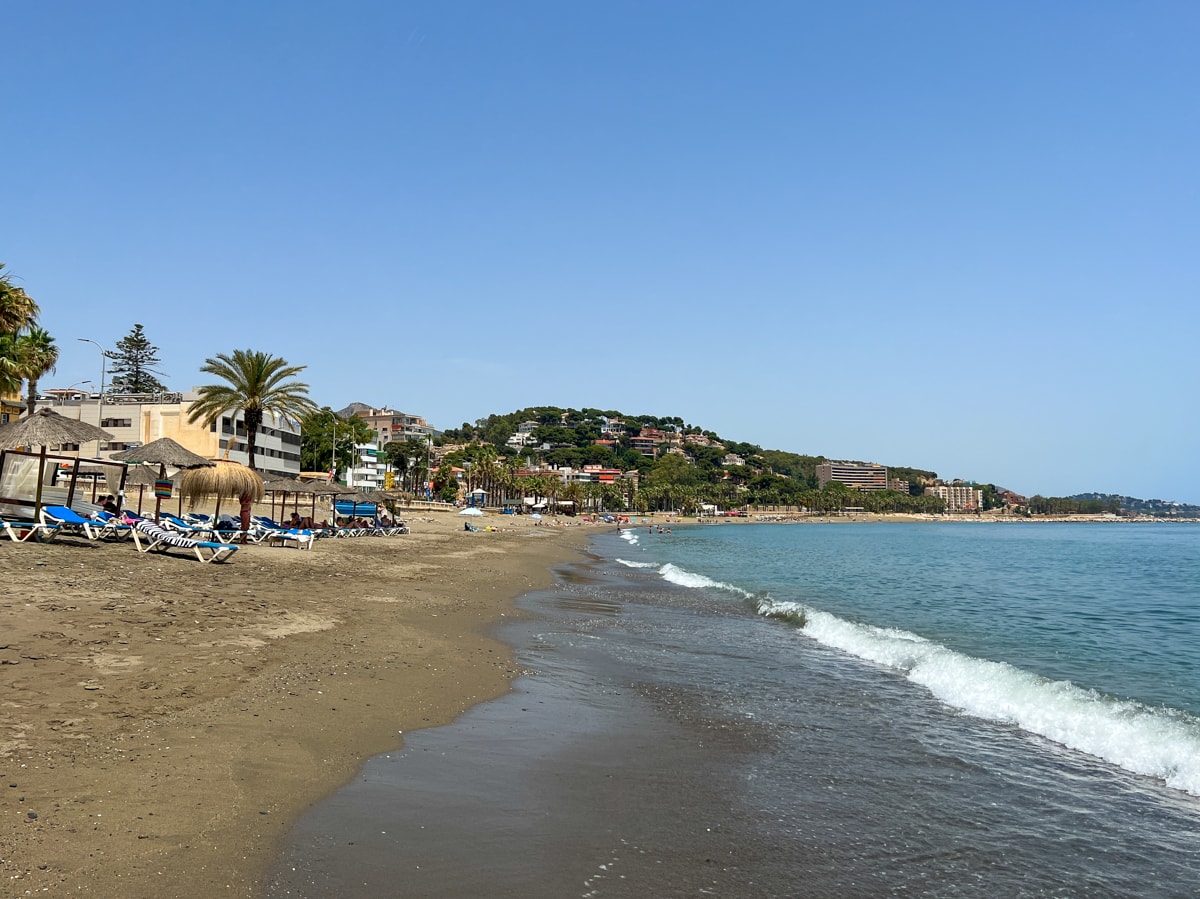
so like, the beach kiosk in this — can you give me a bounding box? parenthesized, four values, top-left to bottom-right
(467, 487, 487, 508)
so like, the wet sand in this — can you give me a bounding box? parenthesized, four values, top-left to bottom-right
(265, 549, 777, 899)
(0, 512, 590, 897)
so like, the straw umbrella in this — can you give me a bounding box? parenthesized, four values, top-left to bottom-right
(335, 487, 368, 521)
(357, 489, 397, 522)
(307, 481, 346, 525)
(287, 477, 319, 522)
(0, 408, 115, 519)
(178, 460, 265, 541)
(111, 437, 214, 520)
(122, 464, 159, 514)
(262, 475, 314, 522)
(262, 476, 292, 521)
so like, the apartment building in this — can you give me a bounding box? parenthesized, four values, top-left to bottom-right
(924, 484, 984, 512)
(1, 387, 21, 425)
(506, 420, 542, 448)
(817, 461, 889, 491)
(33, 390, 302, 479)
(344, 444, 387, 490)
(350, 406, 434, 445)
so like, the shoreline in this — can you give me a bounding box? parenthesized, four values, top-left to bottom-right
(0, 511, 590, 898)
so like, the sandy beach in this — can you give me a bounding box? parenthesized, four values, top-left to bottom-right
(1, 511, 590, 897)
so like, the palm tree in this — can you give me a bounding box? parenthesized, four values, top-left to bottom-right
(493, 461, 516, 508)
(0, 264, 38, 335)
(187, 349, 317, 472)
(0, 333, 21, 397)
(1, 265, 40, 403)
(560, 481, 585, 516)
(17, 327, 58, 417)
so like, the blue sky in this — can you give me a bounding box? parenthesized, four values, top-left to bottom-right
(5, 2, 1198, 502)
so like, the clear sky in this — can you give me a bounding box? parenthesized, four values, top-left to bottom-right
(5, 2, 1198, 502)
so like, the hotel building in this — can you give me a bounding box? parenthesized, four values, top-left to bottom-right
(816, 461, 889, 491)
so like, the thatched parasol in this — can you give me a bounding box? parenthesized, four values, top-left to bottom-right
(178, 460, 265, 538)
(0, 408, 113, 451)
(301, 481, 335, 520)
(332, 487, 368, 520)
(123, 464, 159, 515)
(111, 437, 211, 469)
(357, 489, 399, 517)
(111, 437, 214, 518)
(263, 475, 315, 520)
(0, 409, 115, 518)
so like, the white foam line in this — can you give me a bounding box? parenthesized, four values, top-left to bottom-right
(760, 599, 1200, 796)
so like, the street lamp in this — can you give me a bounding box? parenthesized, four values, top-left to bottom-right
(77, 338, 108, 458)
(57, 381, 93, 406)
(329, 409, 339, 486)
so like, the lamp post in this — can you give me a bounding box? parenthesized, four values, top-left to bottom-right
(57, 381, 93, 406)
(329, 409, 338, 486)
(77, 338, 108, 458)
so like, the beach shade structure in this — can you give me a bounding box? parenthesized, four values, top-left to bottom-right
(283, 478, 321, 521)
(358, 489, 396, 512)
(333, 488, 371, 519)
(111, 437, 215, 520)
(178, 460, 265, 541)
(459, 506, 484, 517)
(263, 476, 315, 520)
(122, 464, 160, 514)
(303, 481, 348, 523)
(0, 408, 115, 519)
(110, 437, 210, 470)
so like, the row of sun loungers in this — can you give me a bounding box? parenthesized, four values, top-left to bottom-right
(3, 506, 409, 563)
(177, 513, 407, 543)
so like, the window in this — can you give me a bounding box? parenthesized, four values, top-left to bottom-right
(100, 418, 132, 428)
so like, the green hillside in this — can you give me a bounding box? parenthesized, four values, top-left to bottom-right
(435, 406, 946, 514)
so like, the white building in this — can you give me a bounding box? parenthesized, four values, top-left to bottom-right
(345, 443, 386, 490)
(33, 389, 302, 479)
(506, 420, 541, 448)
(924, 484, 984, 512)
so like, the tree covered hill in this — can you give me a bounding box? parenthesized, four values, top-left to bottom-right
(436, 406, 1192, 516)
(436, 406, 945, 512)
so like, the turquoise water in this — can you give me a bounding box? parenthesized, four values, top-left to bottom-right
(618, 521, 1200, 795)
(271, 520, 1200, 896)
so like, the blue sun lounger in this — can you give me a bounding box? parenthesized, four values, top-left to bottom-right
(2, 518, 60, 542)
(40, 505, 104, 540)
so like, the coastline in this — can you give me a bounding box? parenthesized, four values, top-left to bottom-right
(0, 512, 590, 898)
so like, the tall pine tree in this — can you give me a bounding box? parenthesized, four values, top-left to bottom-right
(106, 324, 168, 393)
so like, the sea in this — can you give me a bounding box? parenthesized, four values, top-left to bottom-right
(267, 521, 1200, 898)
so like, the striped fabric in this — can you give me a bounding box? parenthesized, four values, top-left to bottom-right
(135, 520, 200, 549)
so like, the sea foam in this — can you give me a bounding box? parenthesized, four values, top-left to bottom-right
(654, 563, 755, 598)
(760, 599, 1200, 795)
(614, 558, 752, 596)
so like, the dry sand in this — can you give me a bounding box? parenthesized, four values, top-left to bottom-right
(1, 511, 591, 897)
